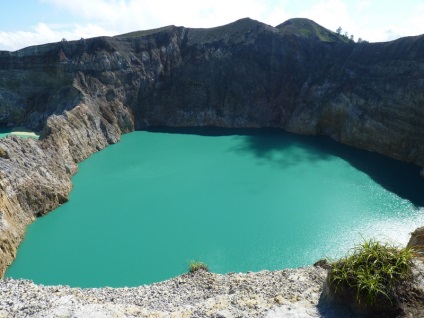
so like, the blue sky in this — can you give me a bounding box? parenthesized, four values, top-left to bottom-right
(1, 0, 424, 51)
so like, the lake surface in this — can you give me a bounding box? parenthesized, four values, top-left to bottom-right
(6, 128, 424, 287)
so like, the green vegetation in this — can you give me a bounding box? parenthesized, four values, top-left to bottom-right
(188, 260, 209, 273)
(289, 19, 340, 42)
(277, 18, 349, 43)
(328, 239, 414, 304)
(336, 26, 367, 43)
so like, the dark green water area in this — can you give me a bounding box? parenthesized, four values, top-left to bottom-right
(5, 128, 424, 287)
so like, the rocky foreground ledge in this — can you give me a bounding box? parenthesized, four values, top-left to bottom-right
(0, 266, 353, 318)
(1, 260, 424, 318)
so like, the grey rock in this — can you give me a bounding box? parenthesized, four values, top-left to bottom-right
(408, 226, 424, 255)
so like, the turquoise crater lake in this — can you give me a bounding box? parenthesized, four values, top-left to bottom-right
(6, 128, 424, 287)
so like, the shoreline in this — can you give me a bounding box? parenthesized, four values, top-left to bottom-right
(0, 126, 39, 138)
(9, 131, 38, 137)
(10, 126, 39, 138)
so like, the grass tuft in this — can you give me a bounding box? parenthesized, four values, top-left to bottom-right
(188, 260, 209, 273)
(328, 239, 414, 305)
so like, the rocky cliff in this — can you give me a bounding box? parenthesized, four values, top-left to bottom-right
(0, 17, 423, 279)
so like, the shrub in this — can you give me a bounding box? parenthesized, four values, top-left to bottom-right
(189, 260, 209, 273)
(328, 239, 414, 305)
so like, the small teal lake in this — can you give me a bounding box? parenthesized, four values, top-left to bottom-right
(5, 128, 424, 287)
(0, 127, 39, 139)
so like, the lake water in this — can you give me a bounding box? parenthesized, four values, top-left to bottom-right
(5, 128, 424, 287)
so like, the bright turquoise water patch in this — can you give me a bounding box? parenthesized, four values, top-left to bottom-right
(6, 128, 424, 288)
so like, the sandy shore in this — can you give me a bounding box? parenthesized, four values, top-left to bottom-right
(8, 126, 39, 138)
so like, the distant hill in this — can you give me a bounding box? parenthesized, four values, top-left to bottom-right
(276, 18, 348, 42)
(116, 17, 346, 43)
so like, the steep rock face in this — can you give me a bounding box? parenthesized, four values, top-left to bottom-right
(133, 19, 424, 167)
(0, 18, 423, 276)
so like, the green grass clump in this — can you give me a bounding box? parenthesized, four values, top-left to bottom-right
(189, 260, 209, 273)
(329, 239, 414, 305)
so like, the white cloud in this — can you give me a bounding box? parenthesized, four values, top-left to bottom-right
(43, 0, 292, 32)
(386, 3, 424, 40)
(297, 0, 424, 43)
(299, 0, 351, 33)
(0, 23, 112, 51)
(0, 23, 58, 51)
(357, 0, 371, 11)
(356, 3, 424, 43)
(1, 0, 291, 50)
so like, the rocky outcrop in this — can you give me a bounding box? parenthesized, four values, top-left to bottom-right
(321, 259, 424, 318)
(0, 16, 423, 291)
(0, 97, 134, 276)
(1, 259, 423, 317)
(408, 227, 424, 255)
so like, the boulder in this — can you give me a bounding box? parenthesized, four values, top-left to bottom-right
(408, 226, 424, 255)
